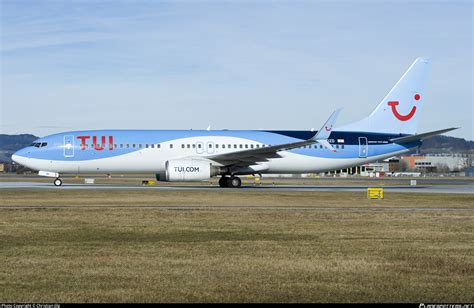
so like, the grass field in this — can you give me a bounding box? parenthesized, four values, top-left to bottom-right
(0, 189, 473, 302)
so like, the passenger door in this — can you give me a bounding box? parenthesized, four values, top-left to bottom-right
(64, 135, 74, 157)
(358, 137, 368, 158)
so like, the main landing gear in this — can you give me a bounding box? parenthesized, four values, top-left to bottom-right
(219, 176, 242, 188)
(53, 178, 63, 186)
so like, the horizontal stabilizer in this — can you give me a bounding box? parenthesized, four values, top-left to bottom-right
(390, 127, 459, 144)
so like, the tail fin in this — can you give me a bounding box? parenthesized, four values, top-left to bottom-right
(339, 57, 432, 134)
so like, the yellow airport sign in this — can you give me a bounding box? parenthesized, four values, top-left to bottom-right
(367, 187, 384, 199)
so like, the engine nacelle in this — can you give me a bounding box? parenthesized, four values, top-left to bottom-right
(158, 159, 220, 182)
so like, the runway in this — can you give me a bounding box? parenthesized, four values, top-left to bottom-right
(1, 181, 473, 194)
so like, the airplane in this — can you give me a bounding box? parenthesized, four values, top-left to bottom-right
(12, 57, 457, 188)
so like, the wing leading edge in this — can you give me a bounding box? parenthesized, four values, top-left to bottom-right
(205, 109, 342, 167)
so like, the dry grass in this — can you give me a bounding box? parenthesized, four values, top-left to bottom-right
(0, 189, 472, 209)
(0, 189, 472, 302)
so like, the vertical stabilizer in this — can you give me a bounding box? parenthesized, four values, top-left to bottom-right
(339, 57, 432, 134)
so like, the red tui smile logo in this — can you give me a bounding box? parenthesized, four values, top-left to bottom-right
(387, 94, 420, 121)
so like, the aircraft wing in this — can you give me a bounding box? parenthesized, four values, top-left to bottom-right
(205, 109, 342, 167)
(390, 127, 459, 144)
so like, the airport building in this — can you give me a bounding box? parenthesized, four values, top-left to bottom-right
(315, 153, 472, 177)
(400, 153, 472, 173)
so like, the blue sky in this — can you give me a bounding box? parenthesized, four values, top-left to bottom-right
(1, 0, 472, 139)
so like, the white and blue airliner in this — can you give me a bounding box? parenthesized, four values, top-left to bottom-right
(12, 58, 456, 187)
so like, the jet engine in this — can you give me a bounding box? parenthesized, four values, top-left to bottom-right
(156, 159, 222, 182)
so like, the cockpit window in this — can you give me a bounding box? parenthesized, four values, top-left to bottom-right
(29, 142, 47, 148)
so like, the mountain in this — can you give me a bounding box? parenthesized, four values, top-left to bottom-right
(0, 133, 472, 163)
(0, 134, 38, 163)
(418, 135, 474, 154)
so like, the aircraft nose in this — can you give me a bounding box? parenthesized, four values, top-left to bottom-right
(12, 148, 28, 165)
(12, 153, 20, 164)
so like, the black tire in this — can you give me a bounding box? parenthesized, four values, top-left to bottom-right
(227, 176, 242, 188)
(219, 176, 228, 188)
(54, 178, 63, 186)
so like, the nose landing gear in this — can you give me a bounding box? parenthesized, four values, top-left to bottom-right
(53, 178, 63, 186)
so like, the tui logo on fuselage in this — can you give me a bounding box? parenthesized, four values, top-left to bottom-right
(77, 136, 114, 150)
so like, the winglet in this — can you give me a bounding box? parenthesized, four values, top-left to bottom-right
(311, 108, 342, 141)
(310, 108, 342, 152)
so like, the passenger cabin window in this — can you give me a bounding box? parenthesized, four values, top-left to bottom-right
(181, 144, 185, 149)
(170, 144, 173, 149)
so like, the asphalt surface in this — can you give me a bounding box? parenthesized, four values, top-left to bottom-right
(1, 181, 473, 194)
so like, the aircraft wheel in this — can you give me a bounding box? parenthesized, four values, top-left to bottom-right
(219, 176, 228, 188)
(54, 178, 63, 187)
(227, 176, 242, 188)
